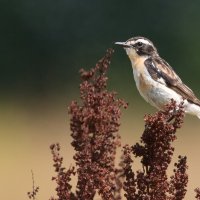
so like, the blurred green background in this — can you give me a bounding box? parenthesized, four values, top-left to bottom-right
(1, 0, 200, 199)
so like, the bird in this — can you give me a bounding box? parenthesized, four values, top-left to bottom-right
(115, 36, 200, 119)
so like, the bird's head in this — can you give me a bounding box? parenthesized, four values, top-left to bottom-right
(115, 36, 158, 61)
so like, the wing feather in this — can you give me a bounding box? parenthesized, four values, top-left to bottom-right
(145, 57, 200, 106)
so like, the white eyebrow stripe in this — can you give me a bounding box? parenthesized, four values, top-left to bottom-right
(137, 39, 152, 45)
(127, 38, 152, 46)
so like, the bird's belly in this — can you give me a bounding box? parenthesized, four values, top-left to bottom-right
(135, 73, 182, 110)
(145, 85, 182, 110)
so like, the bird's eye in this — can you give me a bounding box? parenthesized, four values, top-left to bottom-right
(137, 42, 143, 47)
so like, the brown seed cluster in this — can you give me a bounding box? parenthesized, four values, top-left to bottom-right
(195, 188, 200, 199)
(50, 143, 76, 200)
(69, 48, 127, 199)
(27, 187, 39, 200)
(122, 100, 189, 200)
(48, 48, 125, 200)
(169, 156, 188, 200)
(27, 170, 39, 200)
(44, 49, 200, 200)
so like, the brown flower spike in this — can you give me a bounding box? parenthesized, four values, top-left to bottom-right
(122, 100, 190, 200)
(47, 48, 200, 200)
(69, 48, 127, 199)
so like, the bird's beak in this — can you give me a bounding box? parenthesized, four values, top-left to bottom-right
(115, 42, 131, 48)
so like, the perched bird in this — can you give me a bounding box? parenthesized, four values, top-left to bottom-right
(115, 36, 200, 118)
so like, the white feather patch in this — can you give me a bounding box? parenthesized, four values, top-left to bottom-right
(127, 38, 152, 46)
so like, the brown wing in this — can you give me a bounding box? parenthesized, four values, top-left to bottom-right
(145, 57, 200, 106)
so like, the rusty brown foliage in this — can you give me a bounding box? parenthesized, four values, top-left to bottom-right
(49, 143, 76, 200)
(169, 156, 188, 200)
(69, 48, 127, 199)
(195, 188, 200, 199)
(122, 100, 190, 200)
(49, 48, 127, 200)
(27, 170, 39, 200)
(46, 49, 200, 200)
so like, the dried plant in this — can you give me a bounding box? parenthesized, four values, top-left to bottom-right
(122, 100, 190, 200)
(195, 188, 200, 199)
(49, 143, 76, 200)
(69, 48, 127, 199)
(49, 48, 127, 200)
(27, 170, 39, 200)
(46, 48, 200, 200)
(169, 156, 188, 200)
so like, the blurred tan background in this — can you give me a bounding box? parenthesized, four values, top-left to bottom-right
(1, 0, 200, 199)
(1, 94, 200, 200)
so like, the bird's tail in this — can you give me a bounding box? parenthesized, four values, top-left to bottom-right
(185, 102, 200, 119)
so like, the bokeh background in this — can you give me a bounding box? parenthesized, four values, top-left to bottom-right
(1, 0, 200, 199)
